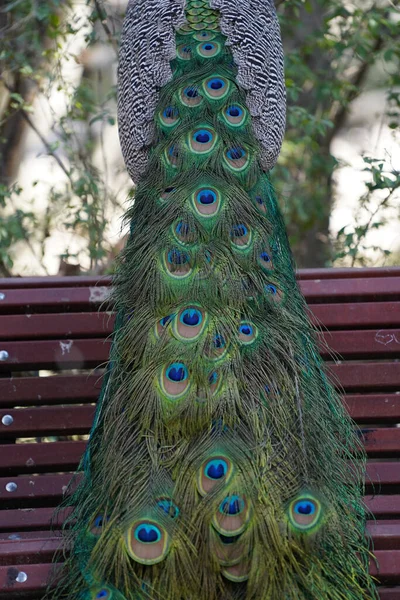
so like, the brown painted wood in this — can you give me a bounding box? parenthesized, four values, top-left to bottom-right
(0, 557, 398, 597)
(1, 427, 399, 477)
(0, 406, 94, 438)
(379, 589, 400, 600)
(1, 302, 399, 342)
(365, 495, 400, 518)
(1, 275, 399, 317)
(1, 330, 399, 373)
(0, 463, 396, 509)
(0, 442, 87, 475)
(0, 313, 113, 341)
(0, 376, 102, 409)
(345, 394, 400, 423)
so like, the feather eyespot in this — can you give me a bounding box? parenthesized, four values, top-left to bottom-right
(160, 106, 179, 127)
(174, 220, 196, 245)
(223, 104, 246, 127)
(161, 362, 190, 399)
(213, 494, 251, 537)
(126, 520, 170, 565)
(238, 321, 257, 344)
(95, 589, 111, 599)
(193, 187, 220, 216)
(197, 41, 221, 57)
(177, 44, 193, 60)
(165, 145, 179, 168)
(287, 494, 323, 534)
(155, 314, 173, 338)
(259, 250, 273, 270)
(194, 31, 215, 41)
(90, 513, 110, 536)
(264, 283, 283, 302)
(181, 86, 203, 106)
(203, 76, 229, 99)
(174, 306, 206, 341)
(164, 248, 191, 277)
(160, 186, 176, 202)
(197, 456, 232, 495)
(230, 223, 251, 248)
(254, 195, 267, 214)
(189, 127, 217, 153)
(224, 146, 249, 170)
(156, 498, 180, 519)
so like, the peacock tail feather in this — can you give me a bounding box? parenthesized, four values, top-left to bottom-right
(48, 1, 378, 599)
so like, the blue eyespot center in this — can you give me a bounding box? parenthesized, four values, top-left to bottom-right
(176, 221, 189, 236)
(205, 458, 228, 479)
(184, 87, 199, 98)
(93, 514, 108, 528)
(265, 284, 277, 295)
(203, 43, 214, 51)
(213, 334, 225, 349)
(160, 315, 172, 327)
(166, 362, 188, 382)
(181, 308, 202, 326)
(194, 129, 212, 144)
(168, 145, 179, 158)
(220, 495, 244, 515)
(227, 147, 245, 160)
(208, 371, 218, 385)
(157, 498, 180, 519)
(198, 189, 217, 205)
(255, 195, 263, 205)
(164, 187, 175, 193)
(231, 224, 247, 238)
(294, 500, 316, 516)
(163, 107, 178, 119)
(183, 46, 191, 53)
(260, 252, 271, 262)
(227, 105, 242, 118)
(239, 323, 253, 336)
(168, 249, 189, 265)
(208, 78, 224, 90)
(135, 523, 162, 543)
(96, 591, 108, 599)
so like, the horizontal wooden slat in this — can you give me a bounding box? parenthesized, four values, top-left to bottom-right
(1, 329, 399, 372)
(0, 494, 397, 534)
(1, 302, 399, 342)
(0, 406, 94, 438)
(1, 275, 400, 317)
(0, 508, 70, 533)
(309, 302, 400, 330)
(0, 339, 111, 371)
(0, 313, 113, 341)
(0, 287, 111, 315)
(0, 463, 396, 508)
(300, 277, 400, 303)
(0, 364, 398, 411)
(0, 442, 87, 475)
(0, 555, 398, 597)
(1, 426, 399, 477)
(346, 395, 400, 423)
(0, 268, 399, 290)
(0, 376, 102, 409)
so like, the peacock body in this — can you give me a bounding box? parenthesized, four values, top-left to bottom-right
(49, 1, 378, 599)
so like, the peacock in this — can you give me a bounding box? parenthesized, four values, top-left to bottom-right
(49, 1, 378, 599)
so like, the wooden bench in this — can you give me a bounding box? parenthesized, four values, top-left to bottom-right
(0, 268, 399, 599)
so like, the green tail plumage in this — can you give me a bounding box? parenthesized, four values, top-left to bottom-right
(48, 1, 378, 599)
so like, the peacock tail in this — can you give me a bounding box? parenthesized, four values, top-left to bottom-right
(48, 1, 378, 599)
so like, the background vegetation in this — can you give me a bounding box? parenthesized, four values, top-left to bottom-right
(0, 0, 399, 275)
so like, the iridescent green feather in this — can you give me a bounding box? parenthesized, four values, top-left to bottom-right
(47, 1, 378, 599)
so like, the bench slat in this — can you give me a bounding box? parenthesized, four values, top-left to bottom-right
(0, 463, 396, 508)
(1, 427, 399, 473)
(1, 302, 399, 341)
(0, 495, 398, 533)
(1, 329, 399, 372)
(0, 559, 398, 596)
(0, 367, 398, 410)
(1, 277, 399, 317)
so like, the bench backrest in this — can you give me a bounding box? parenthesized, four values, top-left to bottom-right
(0, 268, 399, 599)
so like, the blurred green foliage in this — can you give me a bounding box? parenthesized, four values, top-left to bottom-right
(0, 0, 399, 274)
